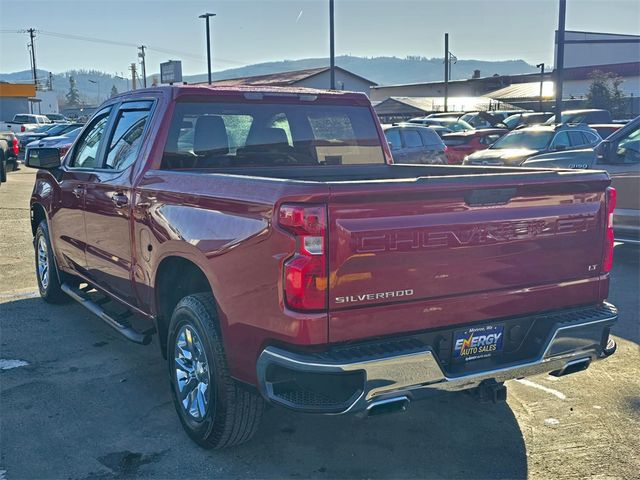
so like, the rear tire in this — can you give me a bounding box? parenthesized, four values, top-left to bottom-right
(35, 220, 70, 304)
(167, 293, 264, 449)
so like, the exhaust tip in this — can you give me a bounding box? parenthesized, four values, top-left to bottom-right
(550, 358, 591, 377)
(367, 396, 410, 417)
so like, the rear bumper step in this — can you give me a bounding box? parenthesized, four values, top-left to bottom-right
(61, 283, 153, 345)
(256, 303, 617, 414)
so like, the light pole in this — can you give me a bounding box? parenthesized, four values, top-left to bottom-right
(199, 13, 216, 84)
(536, 63, 545, 112)
(555, 0, 567, 123)
(329, 0, 335, 89)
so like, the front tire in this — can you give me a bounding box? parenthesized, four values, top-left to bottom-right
(35, 220, 69, 304)
(167, 293, 264, 449)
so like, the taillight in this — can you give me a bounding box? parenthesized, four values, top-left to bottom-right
(58, 145, 71, 158)
(278, 204, 327, 311)
(602, 187, 616, 273)
(12, 138, 19, 156)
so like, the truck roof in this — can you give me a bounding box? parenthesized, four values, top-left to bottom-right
(111, 84, 371, 104)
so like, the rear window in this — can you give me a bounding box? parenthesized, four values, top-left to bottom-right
(443, 135, 470, 146)
(162, 101, 384, 169)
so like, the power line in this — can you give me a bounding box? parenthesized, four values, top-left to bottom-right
(34, 29, 246, 67)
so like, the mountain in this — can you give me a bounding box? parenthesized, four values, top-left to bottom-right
(184, 55, 537, 86)
(0, 56, 537, 105)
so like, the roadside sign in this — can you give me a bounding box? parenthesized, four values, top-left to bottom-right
(160, 61, 183, 84)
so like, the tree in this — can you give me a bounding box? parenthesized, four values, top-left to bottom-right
(65, 76, 81, 107)
(586, 70, 625, 116)
(110, 84, 119, 98)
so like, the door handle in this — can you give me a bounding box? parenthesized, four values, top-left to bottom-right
(72, 186, 84, 198)
(111, 192, 129, 208)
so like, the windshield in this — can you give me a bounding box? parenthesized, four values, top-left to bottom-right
(63, 128, 82, 138)
(503, 115, 522, 129)
(162, 101, 385, 169)
(46, 124, 70, 136)
(32, 124, 55, 133)
(490, 130, 554, 150)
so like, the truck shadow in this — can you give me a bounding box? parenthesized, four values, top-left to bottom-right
(245, 393, 528, 479)
(1, 296, 527, 479)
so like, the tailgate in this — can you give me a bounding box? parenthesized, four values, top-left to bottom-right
(327, 175, 609, 342)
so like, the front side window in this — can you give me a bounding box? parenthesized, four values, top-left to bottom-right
(616, 124, 640, 163)
(69, 111, 111, 168)
(105, 106, 151, 170)
(162, 101, 385, 169)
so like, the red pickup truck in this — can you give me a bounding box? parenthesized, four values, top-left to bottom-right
(25, 85, 618, 449)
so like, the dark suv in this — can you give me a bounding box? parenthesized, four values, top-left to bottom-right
(384, 124, 448, 164)
(463, 124, 601, 166)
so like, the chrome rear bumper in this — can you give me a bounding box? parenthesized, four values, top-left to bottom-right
(257, 303, 617, 414)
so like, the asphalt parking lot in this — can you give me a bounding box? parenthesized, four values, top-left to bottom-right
(1, 167, 639, 480)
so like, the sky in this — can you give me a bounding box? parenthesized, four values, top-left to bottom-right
(1, 0, 639, 77)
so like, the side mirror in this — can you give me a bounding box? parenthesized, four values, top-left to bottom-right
(554, 144, 567, 151)
(25, 147, 62, 170)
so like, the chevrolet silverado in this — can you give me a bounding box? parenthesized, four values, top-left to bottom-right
(25, 85, 618, 448)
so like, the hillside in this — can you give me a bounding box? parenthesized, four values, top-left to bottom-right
(0, 55, 537, 105)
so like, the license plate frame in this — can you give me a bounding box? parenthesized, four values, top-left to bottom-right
(452, 323, 505, 363)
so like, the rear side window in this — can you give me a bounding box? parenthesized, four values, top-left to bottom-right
(568, 131, 587, 147)
(162, 101, 384, 169)
(480, 134, 502, 145)
(418, 128, 443, 146)
(105, 102, 152, 170)
(402, 130, 423, 148)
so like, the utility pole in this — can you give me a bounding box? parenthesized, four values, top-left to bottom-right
(199, 13, 216, 84)
(138, 45, 147, 88)
(130, 63, 137, 90)
(554, 0, 567, 123)
(444, 33, 449, 112)
(329, 0, 335, 89)
(48, 72, 53, 91)
(28, 28, 38, 88)
(536, 63, 545, 111)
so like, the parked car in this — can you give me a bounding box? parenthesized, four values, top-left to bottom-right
(427, 125, 454, 138)
(0, 130, 20, 179)
(595, 116, 640, 244)
(45, 113, 70, 123)
(427, 111, 465, 119)
(464, 124, 601, 166)
(24, 127, 82, 160)
(384, 124, 448, 164)
(407, 117, 474, 132)
(0, 114, 51, 133)
(16, 122, 83, 153)
(544, 109, 612, 125)
(25, 85, 618, 449)
(459, 111, 522, 129)
(589, 124, 622, 139)
(503, 112, 554, 130)
(523, 116, 640, 244)
(442, 128, 508, 164)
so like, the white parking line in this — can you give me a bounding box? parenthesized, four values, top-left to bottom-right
(515, 378, 567, 400)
